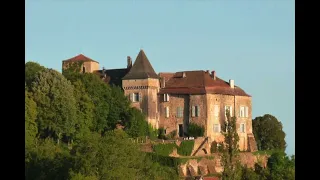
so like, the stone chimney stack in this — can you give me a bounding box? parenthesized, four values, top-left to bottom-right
(211, 71, 216, 80)
(229, 79, 234, 88)
(127, 56, 132, 69)
(161, 77, 166, 88)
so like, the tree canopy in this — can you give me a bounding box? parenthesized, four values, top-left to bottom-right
(252, 114, 287, 151)
(25, 62, 177, 180)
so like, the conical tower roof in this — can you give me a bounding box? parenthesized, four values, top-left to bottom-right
(122, 50, 159, 79)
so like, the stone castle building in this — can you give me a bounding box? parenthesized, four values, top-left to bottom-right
(62, 50, 257, 151)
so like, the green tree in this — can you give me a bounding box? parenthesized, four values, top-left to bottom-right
(124, 107, 149, 138)
(77, 73, 111, 133)
(72, 130, 147, 179)
(25, 90, 38, 149)
(267, 152, 295, 180)
(72, 80, 94, 143)
(252, 114, 286, 151)
(25, 138, 73, 180)
(25, 61, 46, 89)
(31, 69, 77, 144)
(220, 109, 242, 180)
(107, 85, 131, 128)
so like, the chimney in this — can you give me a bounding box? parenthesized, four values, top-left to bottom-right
(161, 77, 166, 88)
(229, 79, 234, 88)
(127, 56, 132, 69)
(211, 71, 216, 80)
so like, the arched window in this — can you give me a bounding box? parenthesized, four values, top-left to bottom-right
(82, 66, 86, 73)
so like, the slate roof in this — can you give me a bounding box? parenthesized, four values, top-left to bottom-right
(94, 68, 129, 86)
(122, 50, 159, 80)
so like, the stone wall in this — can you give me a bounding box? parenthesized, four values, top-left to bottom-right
(122, 78, 159, 128)
(179, 153, 268, 177)
(206, 94, 253, 151)
(158, 94, 189, 135)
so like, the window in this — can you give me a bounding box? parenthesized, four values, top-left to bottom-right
(240, 123, 245, 133)
(240, 106, 249, 118)
(213, 124, 221, 133)
(191, 106, 200, 117)
(164, 94, 170, 102)
(240, 106, 245, 117)
(245, 107, 249, 117)
(131, 93, 139, 102)
(165, 107, 170, 118)
(176, 107, 183, 118)
(225, 106, 232, 117)
(214, 105, 219, 117)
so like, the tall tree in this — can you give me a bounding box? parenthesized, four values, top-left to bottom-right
(25, 90, 38, 149)
(252, 114, 286, 151)
(31, 68, 77, 144)
(77, 73, 111, 133)
(124, 107, 149, 138)
(72, 80, 94, 143)
(25, 61, 46, 89)
(220, 109, 242, 180)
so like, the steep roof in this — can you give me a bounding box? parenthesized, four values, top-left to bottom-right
(159, 70, 251, 97)
(63, 54, 99, 63)
(122, 50, 159, 80)
(94, 68, 129, 86)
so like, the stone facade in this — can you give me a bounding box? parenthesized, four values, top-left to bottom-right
(62, 54, 100, 73)
(122, 78, 159, 128)
(62, 49, 257, 152)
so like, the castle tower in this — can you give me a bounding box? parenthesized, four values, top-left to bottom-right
(62, 54, 99, 73)
(122, 50, 160, 128)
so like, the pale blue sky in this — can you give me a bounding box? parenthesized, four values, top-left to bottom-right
(26, 0, 295, 155)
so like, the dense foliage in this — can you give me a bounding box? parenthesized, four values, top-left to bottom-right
(176, 140, 194, 156)
(187, 123, 205, 138)
(220, 110, 295, 180)
(152, 143, 177, 156)
(252, 114, 287, 151)
(25, 62, 178, 180)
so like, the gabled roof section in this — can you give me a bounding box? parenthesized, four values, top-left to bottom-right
(122, 50, 159, 80)
(159, 70, 251, 97)
(63, 54, 99, 63)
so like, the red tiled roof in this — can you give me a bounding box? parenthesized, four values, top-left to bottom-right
(159, 70, 250, 97)
(159, 72, 175, 82)
(63, 54, 99, 63)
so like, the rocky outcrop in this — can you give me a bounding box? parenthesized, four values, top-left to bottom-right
(178, 153, 268, 177)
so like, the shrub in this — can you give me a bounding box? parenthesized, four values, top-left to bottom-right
(210, 141, 218, 153)
(187, 123, 204, 138)
(152, 143, 177, 156)
(148, 125, 158, 140)
(166, 130, 177, 140)
(158, 128, 167, 140)
(177, 140, 194, 156)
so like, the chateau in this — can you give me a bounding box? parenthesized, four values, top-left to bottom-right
(62, 50, 257, 152)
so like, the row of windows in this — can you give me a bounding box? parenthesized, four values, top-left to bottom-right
(164, 105, 249, 118)
(213, 123, 246, 133)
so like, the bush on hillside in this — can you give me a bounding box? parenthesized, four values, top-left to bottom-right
(152, 143, 177, 156)
(177, 140, 194, 156)
(187, 123, 205, 138)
